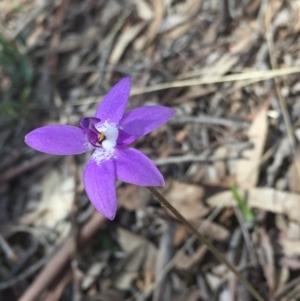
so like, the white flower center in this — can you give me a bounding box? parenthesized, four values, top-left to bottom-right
(102, 127, 118, 150)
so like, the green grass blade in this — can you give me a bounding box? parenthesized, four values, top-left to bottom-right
(230, 183, 254, 222)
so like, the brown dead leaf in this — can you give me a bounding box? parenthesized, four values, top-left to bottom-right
(174, 220, 230, 246)
(236, 105, 268, 189)
(118, 185, 144, 212)
(22, 159, 75, 240)
(207, 187, 300, 224)
(164, 181, 209, 222)
(117, 227, 156, 253)
(39, 173, 74, 227)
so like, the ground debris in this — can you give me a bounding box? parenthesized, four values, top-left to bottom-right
(1, 0, 300, 300)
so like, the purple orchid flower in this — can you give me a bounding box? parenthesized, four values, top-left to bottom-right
(25, 77, 176, 220)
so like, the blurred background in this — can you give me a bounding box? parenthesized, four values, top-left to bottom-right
(1, 0, 300, 300)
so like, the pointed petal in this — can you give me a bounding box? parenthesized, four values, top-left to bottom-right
(119, 106, 176, 138)
(115, 148, 164, 186)
(83, 154, 117, 220)
(25, 125, 91, 155)
(95, 77, 131, 124)
(117, 129, 136, 146)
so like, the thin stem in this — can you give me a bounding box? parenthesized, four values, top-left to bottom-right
(147, 187, 265, 301)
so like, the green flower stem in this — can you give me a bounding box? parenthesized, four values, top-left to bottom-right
(147, 187, 265, 301)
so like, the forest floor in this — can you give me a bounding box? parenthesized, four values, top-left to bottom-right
(1, 0, 300, 300)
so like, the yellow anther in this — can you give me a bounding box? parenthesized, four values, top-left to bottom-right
(98, 132, 106, 143)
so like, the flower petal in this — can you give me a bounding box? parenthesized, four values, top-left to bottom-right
(95, 77, 131, 124)
(115, 148, 164, 186)
(25, 125, 91, 155)
(83, 155, 117, 220)
(117, 129, 136, 146)
(119, 106, 176, 138)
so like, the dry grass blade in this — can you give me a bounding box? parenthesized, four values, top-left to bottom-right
(72, 66, 300, 106)
(131, 67, 300, 95)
